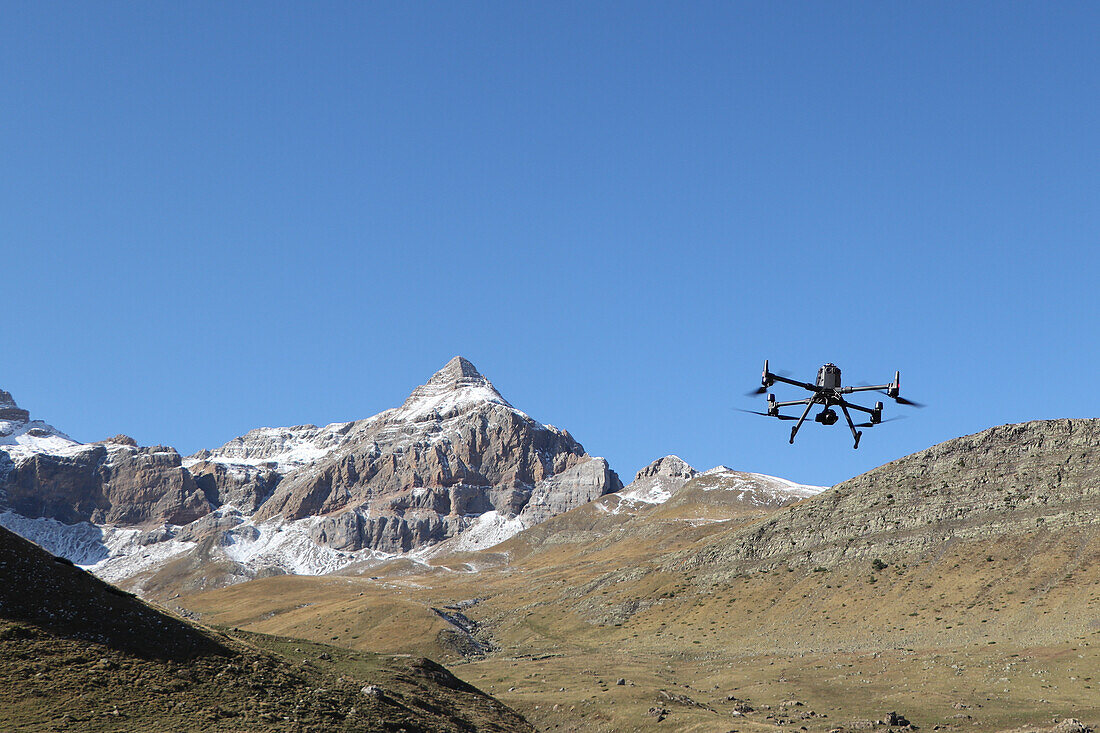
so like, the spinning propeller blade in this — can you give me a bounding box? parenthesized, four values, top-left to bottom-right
(866, 388, 925, 408)
(855, 416, 908, 428)
(736, 408, 799, 421)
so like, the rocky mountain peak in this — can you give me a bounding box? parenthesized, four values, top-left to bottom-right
(434, 355, 483, 383)
(0, 390, 30, 423)
(395, 356, 513, 421)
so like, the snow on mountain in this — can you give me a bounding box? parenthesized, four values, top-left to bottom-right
(701, 465, 734, 476)
(390, 356, 521, 423)
(604, 457, 826, 521)
(0, 507, 396, 584)
(186, 421, 361, 475)
(432, 510, 529, 554)
(0, 511, 196, 582)
(215, 509, 396, 576)
(0, 389, 82, 464)
(692, 467, 826, 505)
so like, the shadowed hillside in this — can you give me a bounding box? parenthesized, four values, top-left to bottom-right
(0, 525, 532, 732)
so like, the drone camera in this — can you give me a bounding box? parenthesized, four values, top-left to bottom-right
(815, 408, 839, 426)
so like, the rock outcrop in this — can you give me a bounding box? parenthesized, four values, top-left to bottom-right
(0, 390, 30, 422)
(618, 455, 698, 504)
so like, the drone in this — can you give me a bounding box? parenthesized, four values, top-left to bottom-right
(742, 361, 923, 449)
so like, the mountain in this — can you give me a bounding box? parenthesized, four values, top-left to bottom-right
(0, 523, 532, 731)
(0, 357, 622, 592)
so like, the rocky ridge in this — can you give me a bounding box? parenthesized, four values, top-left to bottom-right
(676, 418, 1100, 576)
(479, 455, 825, 567)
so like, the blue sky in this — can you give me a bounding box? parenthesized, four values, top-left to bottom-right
(2, 2, 1098, 486)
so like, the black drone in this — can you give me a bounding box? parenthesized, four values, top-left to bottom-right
(742, 361, 923, 449)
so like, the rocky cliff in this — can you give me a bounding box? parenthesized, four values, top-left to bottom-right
(0, 400, 211, 526)
(677, 418, 1100, 576)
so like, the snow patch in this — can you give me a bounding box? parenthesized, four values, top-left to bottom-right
(618, 478, 677, 505)
(696, 468, 827, 505)
(0, 511, 197, 582)
(219, 515, 394, 576)
(0, 419, 83, 463)
(439, 511, 529, 553)
(187, 422, 359, 474)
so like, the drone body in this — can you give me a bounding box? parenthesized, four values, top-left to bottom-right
(744, 361, 922, 449)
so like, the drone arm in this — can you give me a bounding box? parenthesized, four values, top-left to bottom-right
(770, 374, 820, 392)
(774, 397, 814, 409)
(837, 401, 863, 450)
(788, 397, 817, 445)
(836, 398, 874, 415)
(841, 383, 892, 394)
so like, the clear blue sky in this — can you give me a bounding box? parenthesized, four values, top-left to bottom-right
(3, 2, 1098, 487)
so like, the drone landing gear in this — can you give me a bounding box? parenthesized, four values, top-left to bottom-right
(788, 398, 818, 445)
(837, 401, 862, 450)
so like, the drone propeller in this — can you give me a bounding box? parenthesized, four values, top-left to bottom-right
(854, 416, 908, 428)
(746, 367, 791, 397)
(856, 383, 925, 408)
(736, 408, 799, 421)
(878, 391, 925, 408)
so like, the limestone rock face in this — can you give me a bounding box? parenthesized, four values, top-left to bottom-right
(186, 460, 281, 513)
(2, 445, 108, 524)
(1, 441, 212, 526)
(678, 419, 1100, 575)
(95, 445, 212, 525)
(517, 457, 621, 526)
